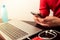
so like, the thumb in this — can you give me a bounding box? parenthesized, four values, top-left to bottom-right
(38, 17, 44, 22)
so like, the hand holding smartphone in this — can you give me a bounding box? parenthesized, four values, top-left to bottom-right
(31, 12, 49, 26)
(31, 12, 44, 18)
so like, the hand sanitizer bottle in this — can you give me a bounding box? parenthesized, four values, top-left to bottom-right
(1, 4, 8, 23)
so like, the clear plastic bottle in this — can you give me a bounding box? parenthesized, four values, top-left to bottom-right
(1, 4, 8, 23)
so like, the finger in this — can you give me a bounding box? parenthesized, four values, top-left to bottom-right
(34, 16, 41, 24)
(34, 17, 49, 26)
(34, 19, 49, 26)
(38, 17, 44, 22)
(34, 16, 49, 27)
(40, 23, 49, 27)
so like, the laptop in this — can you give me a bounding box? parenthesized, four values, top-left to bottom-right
(0, 19, 41, 40)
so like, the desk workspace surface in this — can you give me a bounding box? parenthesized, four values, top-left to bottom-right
(0, 19, 41, 40)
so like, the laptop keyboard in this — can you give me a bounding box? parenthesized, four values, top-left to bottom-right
(0, 23, 28, 40)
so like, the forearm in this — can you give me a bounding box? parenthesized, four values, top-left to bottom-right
(43, 16, 60, 27)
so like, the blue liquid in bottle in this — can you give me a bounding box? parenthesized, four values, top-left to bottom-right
(2, 5, 8, 23)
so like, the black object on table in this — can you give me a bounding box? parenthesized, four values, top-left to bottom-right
(23, 30, 60, 40)
(35, 24, 60, 32)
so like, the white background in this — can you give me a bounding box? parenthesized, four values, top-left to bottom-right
(0, 0, 40, 21)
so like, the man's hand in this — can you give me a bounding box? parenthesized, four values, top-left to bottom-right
(44, 16, 60, 27)
(34, 15, 60, 27)
(34, 15, 49, 27)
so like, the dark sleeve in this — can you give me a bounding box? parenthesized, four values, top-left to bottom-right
(39, 0, 50, 17)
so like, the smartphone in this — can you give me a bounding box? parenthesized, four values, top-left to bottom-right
(31, 12, 44, 18)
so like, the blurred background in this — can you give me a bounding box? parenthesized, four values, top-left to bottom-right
(0, 0, 40, 21)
